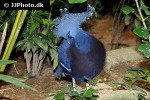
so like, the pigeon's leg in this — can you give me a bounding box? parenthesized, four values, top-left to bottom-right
(72, 78, 76, 91)
(86, 83, 90, 90)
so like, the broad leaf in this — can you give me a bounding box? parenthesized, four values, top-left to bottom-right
(33, 35, 48, 52)
(41, 19, 54, 26)
(140, 0, 150, 15)
(122, 6, 134, 15)
(29, 21, 38, 33)
(25, 40, 35, 52)
(124, 73, 134, 79)
(0, 74, 36, 91)
(133, 26, 149, 39)
(33, 16, 43, 24)
(48, 31, 55, 40)
(53, 92, 65, 100)
(147, 76, 150, 82)
(15, 39, 27, 48)
(138, 42, 150, 58)
(50, 0, 53, 6)
(83, 90, 93, 97)
(0, 60, 16, 66)
(83, 89, 98, 97)
(49, 49, 58, 69)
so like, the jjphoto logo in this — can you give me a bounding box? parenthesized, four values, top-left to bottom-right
(11, 2, 43, 8)
(4, 3, 9, 8)
(1, 0, 49, 10)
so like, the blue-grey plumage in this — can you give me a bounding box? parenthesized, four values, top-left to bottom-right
(55, 30, 106, 82)
(54, 5, 106, 88)
(54, 5, 94, 39)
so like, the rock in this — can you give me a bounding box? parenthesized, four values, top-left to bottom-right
(98, 90, 138, 100)
(105, 46, 145, 71)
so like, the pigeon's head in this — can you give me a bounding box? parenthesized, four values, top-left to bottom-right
(53, 5, 95, 39)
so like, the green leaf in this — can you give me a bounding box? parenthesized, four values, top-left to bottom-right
(83, 89, 98, 98)
(134, 19, 141, 28)
(122, 6, 134, 15)
(53, 92, 65, 100)
(69, 90, 80, 97)
(139, 68, 149, 75)
(41, 19, 54, 26)
(133, 26, 149, 39)
(0, 60, 16, 66)
(48, 31, 55, 40)
(140, 0, 150, 15)
(68, 0, 87, 4)
(147, 76, 150, 82)
(0, 74, 36, 91)
(49, 48, 58, 69)
(15, 39, 27, 48)
(32, 11, 49, 25)
(33, 16, 43, 24)
(131, 78, 138, 84)
(41, 29, 48, 35)
(126, 67, 149, 73)
(29, 21, 38, 33)
(43, 42, 48, 52)
(53, 54, 58, 69)
(38, 33, 48, 40)
(125, 15, 131, 25)
(42, 19, 49, 25)
(83, 90, 93, 97)
(33, 10, 49, 17)
(138, 42, 150, 58)
(33, 35, 48, 52)
(50, 0, 54, 6)
(26, 39, 34, 50)
(134, 12, 142, 20)
(32, 45, 39, 53)
(124, 73, 134, 79)
(39, 51, 46, 60)
(89, 97, 97, 100)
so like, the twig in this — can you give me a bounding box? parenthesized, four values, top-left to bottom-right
(32, 52, 36, 76)
(32, 51, 38, 76)
(24, 50, 32, 73)
(135, 0, 147, 29)
(37, 59, 44, 75)
(0, 22, 8, 55)
(111, 0, 126, 49)
(13, 64, 19, 75)
(0, 88, 13, 93)
(144, 16, 150, 21)
(135, 0, 150, 42)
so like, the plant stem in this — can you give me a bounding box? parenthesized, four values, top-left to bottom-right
(37, 51, 45, 74)
(134, 0, 150, 42)
(135, 0, 147, 29)
(32, 52, 36, 76)
(0, 10, 28, 72)
(0, 22, 8, 56)
(24, 50, 32, 73)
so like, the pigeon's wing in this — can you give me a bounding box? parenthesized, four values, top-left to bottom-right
(58, 39, 72, 72)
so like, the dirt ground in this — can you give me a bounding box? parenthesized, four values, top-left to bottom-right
(0, 15, 149, 100)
